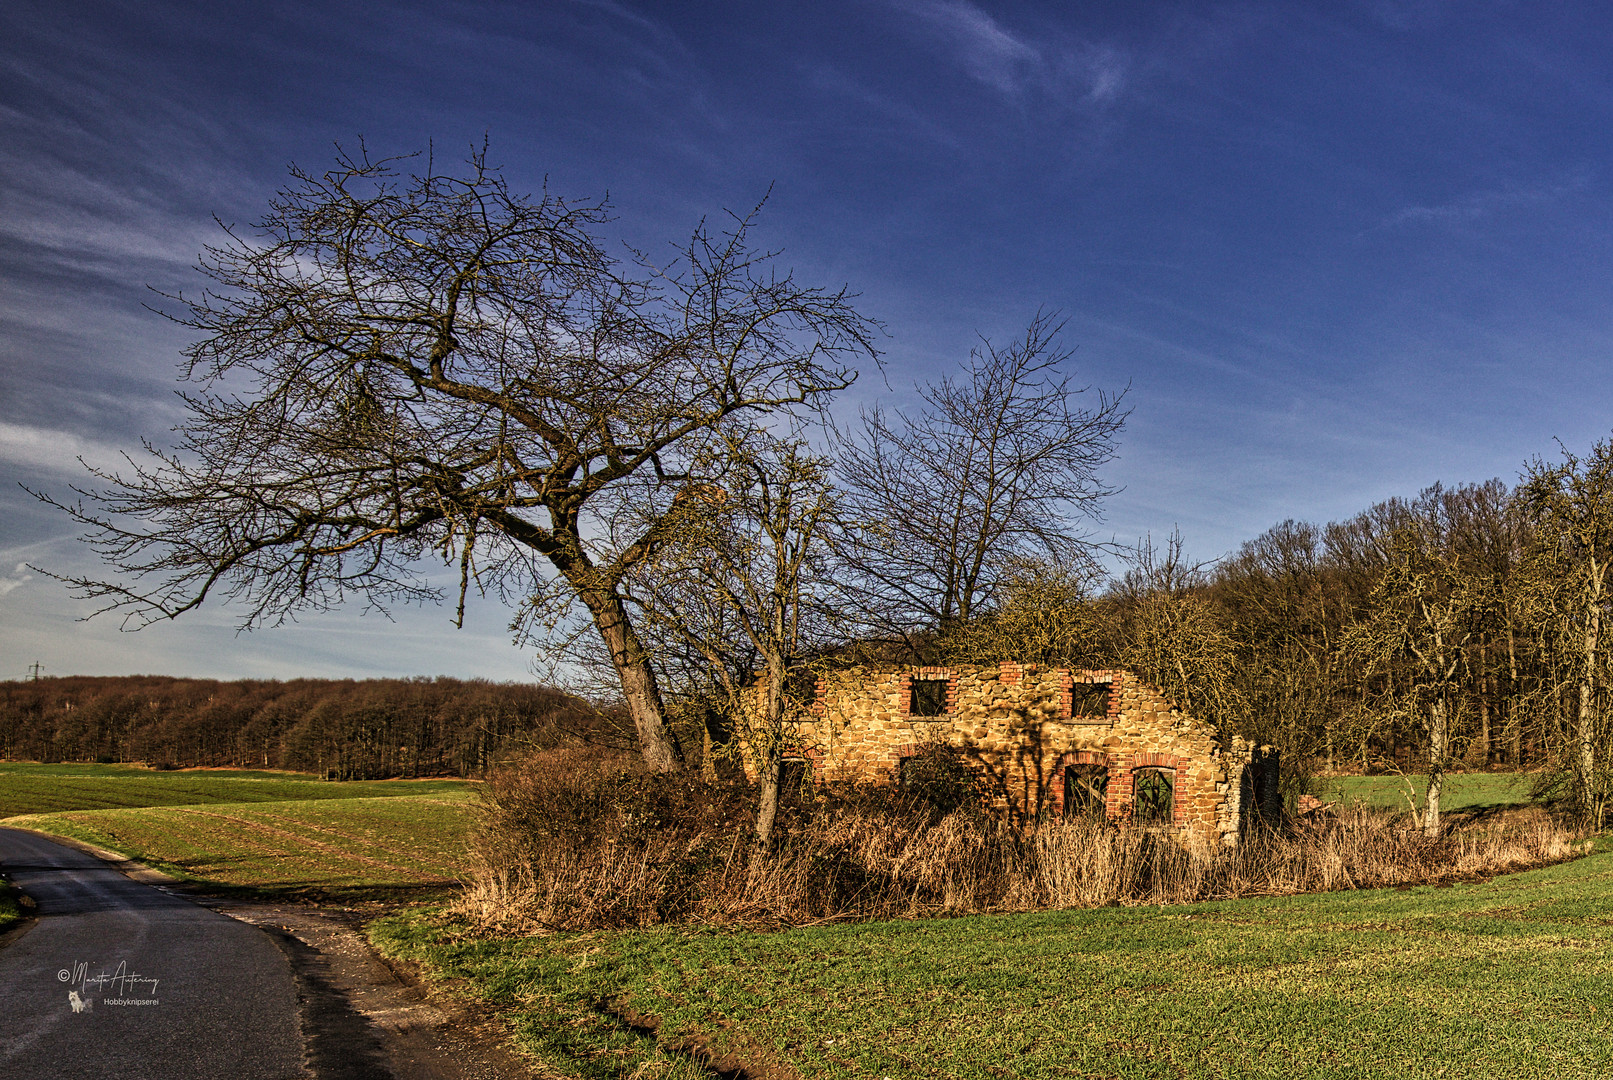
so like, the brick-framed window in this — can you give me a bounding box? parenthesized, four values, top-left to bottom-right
(1069, 682, 1112, 722)
(1062, 762, 1110, 819)
(1133, 767, 1175, 825)
(780, 753, 812, 794)
(902, 669, 955, 718)
(1060, 670, 1121, 725)
(1052, 751, 1113, 820)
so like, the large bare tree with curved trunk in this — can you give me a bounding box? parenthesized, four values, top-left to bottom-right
(33, 144, 878, 773)
(833, 310, 1126, 653)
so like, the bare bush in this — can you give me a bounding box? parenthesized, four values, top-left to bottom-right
(458, 757, 1581, 933)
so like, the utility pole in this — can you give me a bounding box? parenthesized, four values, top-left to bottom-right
(26, 661, 43, 682)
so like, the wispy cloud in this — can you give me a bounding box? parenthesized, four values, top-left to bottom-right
(893, 0, 1129, 103)
(0, 564, 29, 597)
(0, 422, 132, 476)
(1381, 176, 1589, 229)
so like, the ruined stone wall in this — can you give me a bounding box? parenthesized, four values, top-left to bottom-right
(780, 662, 1256, 846)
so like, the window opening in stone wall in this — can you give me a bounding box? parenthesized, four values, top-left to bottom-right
(909, 677, 948, 717)
(1069, 682, 1112, 723)
(1063, 763, 1108, 819)
(780, 756, 810, 795)
(786, 667, 818, 710)
(1133, 767, 1174, 825)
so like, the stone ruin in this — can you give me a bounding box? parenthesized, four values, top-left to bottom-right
(774, 662, 1279, 847)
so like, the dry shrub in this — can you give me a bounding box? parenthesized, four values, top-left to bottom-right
(458, 751, 1581, 932)
(1012, 803, 1578, 909)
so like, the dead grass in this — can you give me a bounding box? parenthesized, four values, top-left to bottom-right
(455, 750, 1580, 932)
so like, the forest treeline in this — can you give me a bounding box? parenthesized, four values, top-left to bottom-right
(0, 676, 598, 778)
(933, 449, 1613, 828)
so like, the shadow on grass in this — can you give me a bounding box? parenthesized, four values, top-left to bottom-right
(173, 878, 464, 907)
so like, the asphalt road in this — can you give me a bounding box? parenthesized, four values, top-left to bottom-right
(0, 827, 310, 1079)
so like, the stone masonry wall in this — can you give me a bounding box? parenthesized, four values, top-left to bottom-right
(781, 662, 1256, 846)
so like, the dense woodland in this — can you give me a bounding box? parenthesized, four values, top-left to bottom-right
(0, 677, 596, 778)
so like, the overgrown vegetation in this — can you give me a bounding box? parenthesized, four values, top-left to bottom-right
(372, 840, 1613, 1080)
(455, 746, 1576, 932)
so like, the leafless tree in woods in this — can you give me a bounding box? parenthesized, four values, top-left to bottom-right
(1341, 487, 1494, 836)
(834, 311, 1126, 652)
(1519, 442, 1613, 827)
(1106, 531, 1245, 732)
(31, 143, 878, 773)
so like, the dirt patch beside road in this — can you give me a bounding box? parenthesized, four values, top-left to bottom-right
(219, 901, 551, 1080)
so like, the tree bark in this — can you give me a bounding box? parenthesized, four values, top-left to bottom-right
(754, 747, 782, 851)
(701, 718, 718, 782)
(1507, 624, 1522, 765)
(1424, 697, 1446, 838)
(753, 649, 789, 850)
(1579, 596, 1600, 820)
(582, 587, 682, 772)
(1477, 637, 1491, 767)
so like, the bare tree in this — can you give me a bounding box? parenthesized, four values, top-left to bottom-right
(1105, 531, 1245, 733)
(626, 428, 835, 846)
(1341, 487, 1493, 836)
(34, 144, 877, 773)
(1518, 441, 1613, 827)
(834, 311, 1126, 651)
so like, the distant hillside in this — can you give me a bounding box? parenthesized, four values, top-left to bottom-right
(0, 676, 606, 778)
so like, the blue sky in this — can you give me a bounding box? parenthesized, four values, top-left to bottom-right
(4, 0, 1613, 681)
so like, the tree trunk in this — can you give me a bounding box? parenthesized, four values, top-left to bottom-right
(1507, 624, 1522, 765)
(754, 746, 782, 851)
(1578, 599, 1600, 820)
(1424, 697, 1446, 838)
(582, 587, 683, 773)
(753, 650, 789, 850)
(702, 719, 718, 782)
(1476, 637, 1491, 768)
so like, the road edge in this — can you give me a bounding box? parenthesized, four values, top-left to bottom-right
(0, 826, 545, 1079)
(0, 825, 184, 886)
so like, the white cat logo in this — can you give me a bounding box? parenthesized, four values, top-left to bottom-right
(68, 989, 88, 1013)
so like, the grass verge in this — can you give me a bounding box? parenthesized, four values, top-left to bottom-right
(371, 839, 1613, 1080)
(0, 877, 23, 933)
(5, 791, 476, 904)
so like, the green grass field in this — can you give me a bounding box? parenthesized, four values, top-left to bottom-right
(0, 762, 478, 903)
(0, 761, 471, 817)
(372, 839, 1613, 1080)
(1312, 771, 1531, 812)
